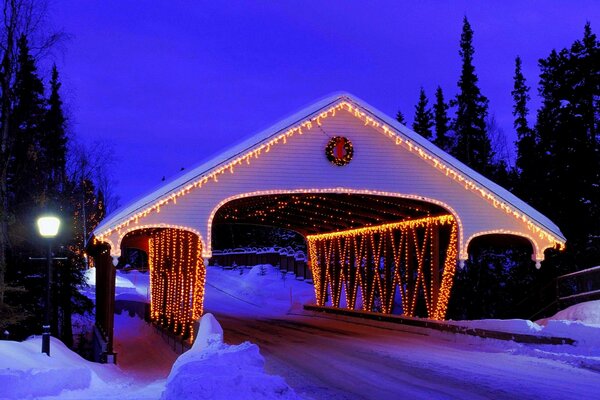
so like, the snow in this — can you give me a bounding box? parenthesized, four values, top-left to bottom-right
(534, 300, 600, 348)
(538, 299, 600, 326)
(2, 264, 600, 399)
(447, 318, 543, 335)
(193, 313, 224, 350)
(203, 265, 315, 316)
(162, 313, 299, 400)
(445, 303, 600, 349)
(0, 337, 94, 399)
(84, 267, 141, 291)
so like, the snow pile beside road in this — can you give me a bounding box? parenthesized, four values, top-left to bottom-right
(447, 319, 543, 335)
(445, 300, 600, 349)
(542, 320, 600, 347)
(539, 300, 600, 326)
(535, 300, 600, 348)
(162, 313, 299, 400)
(0, 337, 97, 399)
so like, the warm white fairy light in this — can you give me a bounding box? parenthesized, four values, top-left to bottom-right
(148, 228, 205, 340)
(306, 215, 458, 320)
(206, 189, 464, 258)
(94, 98, 564, 257)
(113, 224, 206, 258)
(463, 230, 544, 261)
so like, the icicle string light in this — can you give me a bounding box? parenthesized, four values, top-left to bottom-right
(148, 229, 206, 340)
(95, 99, 564, 255)
(307, 215, 458, 320)
(206, 189, 465, 259)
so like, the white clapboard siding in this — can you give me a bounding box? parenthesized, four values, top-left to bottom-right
(96, 94, 564, 263)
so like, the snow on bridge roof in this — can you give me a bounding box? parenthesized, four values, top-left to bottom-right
(93, 92, 565, 245)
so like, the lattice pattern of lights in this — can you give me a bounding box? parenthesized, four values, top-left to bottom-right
(95, 98, 564, 256)
(207, 189, 465, 258)
(307, 215, 458, 320)
(149, 229, 205, 340)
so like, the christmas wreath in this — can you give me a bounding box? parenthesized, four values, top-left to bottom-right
(325, 136, 354, 166)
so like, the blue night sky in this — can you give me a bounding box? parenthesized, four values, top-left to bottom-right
(49, 1, 598, 208)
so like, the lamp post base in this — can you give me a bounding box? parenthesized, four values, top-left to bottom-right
(42, 325, 50, 356)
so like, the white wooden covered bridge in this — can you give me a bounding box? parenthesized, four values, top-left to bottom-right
(88, 93, 565, 361)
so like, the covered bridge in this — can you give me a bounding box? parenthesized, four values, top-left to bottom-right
(88, 93, 565, 361)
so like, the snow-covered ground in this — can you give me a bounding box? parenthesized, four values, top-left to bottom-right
(1, 264, 600, 399)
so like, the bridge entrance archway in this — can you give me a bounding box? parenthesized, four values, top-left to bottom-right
(211, 192, 458, 319)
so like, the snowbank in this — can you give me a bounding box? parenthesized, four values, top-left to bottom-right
(542, 320, 600, 348)
(0, 337, 95, 399)
(162, 314, 299, 400)
(534, 300, 600, 348)
(444, 300, 600, 350)
(193, 313, 224, 350)
(84, 267, 138, 290)
(538, 300, 600, 326)
(205, 265, 315, 316)
(447, 319, 543, 335)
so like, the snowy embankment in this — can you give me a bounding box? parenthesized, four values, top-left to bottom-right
(162, 313, 299, 400)
(444, 300, 600, 348)
(0, 337, 96, 399)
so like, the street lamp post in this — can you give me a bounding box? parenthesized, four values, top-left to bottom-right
(36, 216, 61, 356)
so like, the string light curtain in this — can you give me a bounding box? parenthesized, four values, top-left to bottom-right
(149, 229, 205, 340)
(307, 215, 458, 320)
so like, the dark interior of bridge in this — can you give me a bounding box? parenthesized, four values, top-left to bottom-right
(211, 193, 450, 236)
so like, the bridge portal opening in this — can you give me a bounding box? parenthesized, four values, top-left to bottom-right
(211, 193, 458, 320)
(120, 228, 205, 341)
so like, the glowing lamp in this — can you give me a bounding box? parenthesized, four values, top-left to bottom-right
(37, 216, 61, 238)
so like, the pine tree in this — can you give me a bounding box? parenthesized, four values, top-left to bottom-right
(10, 35, 48, 210)
(534, 23, 600, 270)
(412, 88, 434, 139)
(43, 65, 68, 195)
(396, 110, 407, 125)
(2, 35, 49, 336)
(433, 86, 452, 152)
(45, 66, 93, 345)
(512, 56, 538, 201)
(451, 17, 492, 173)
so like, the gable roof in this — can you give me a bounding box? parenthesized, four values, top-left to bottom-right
(93, 92, 566, 245)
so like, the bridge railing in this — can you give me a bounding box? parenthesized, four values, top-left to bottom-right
(557, 265, 600, 308)
(209, 247, 311, 281)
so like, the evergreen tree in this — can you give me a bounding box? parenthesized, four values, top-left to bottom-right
(45, 66, 93, 345)
(10, 35, 47, 211)
(412, 88, 434, 139)
(451, 17, 492, 173)
(43, 65, 68, 195)
(433, 86, 453, 152)
(534, 23, 600, 270)
(0, 1, 64, 309)
(512, 56, 539, 201)
(395, 110, 407, 125)
(2, 35, 49, 336)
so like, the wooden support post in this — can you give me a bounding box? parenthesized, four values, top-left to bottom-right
(87, 240, 116, 363)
